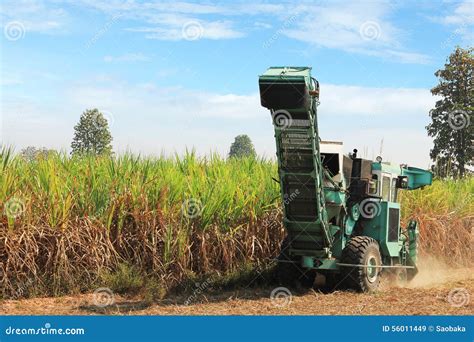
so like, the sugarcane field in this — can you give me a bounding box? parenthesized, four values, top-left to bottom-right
(1, 1, 473, 341)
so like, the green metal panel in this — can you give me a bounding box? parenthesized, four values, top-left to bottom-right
(259, 66, 332, 259)
(371, 162, 402, 175)
(298, 256, 339, 270)
(401, 166, 433, 189)
(361, 202, 402, 257)
(407, 220, 419, 265)
(259, 66, 312, 80)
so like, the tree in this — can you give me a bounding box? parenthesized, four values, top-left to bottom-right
(228, 134, 256, 158)
(20, 146, 56, 162)
(426, 47, 473, 178)
(71, 109, 113, 156)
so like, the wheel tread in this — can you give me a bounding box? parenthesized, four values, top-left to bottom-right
(341, 236, 381, 292)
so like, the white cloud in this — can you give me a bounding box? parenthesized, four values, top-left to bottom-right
(76, 0, 223, 15)
(64, 81, 261, 120)
(254, 22, 272, 29)
(2, 79, 435, 166)
(282, 2, 431, 64)
(128, 20, 243, 40)
(1, 1, 432, 61)
(0, 0, 67, 33)
(441, 0, 474, 26)
(434, 0, 474, 43)
(75, 1, 283, 17)
(0, 74, 23, 86)
(76, 1, 245, 41)
(320, 83, 436, 117)
(103, 53, 150, 62)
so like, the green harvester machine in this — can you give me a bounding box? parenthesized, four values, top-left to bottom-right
(259, 66, 433, 292)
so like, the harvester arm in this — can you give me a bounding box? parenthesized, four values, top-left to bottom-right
(259, 66, 332, 253)
(401, 166, 433, 190)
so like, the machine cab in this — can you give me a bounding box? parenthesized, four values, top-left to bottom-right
(369, 162, 402, 203)
(369, 161, 433, 203)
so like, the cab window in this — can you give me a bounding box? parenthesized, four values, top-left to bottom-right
(391, 178, 398, 202)
(382, 176, 390, 201)
(369, 174, 378, 195)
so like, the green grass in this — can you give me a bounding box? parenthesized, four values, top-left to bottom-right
(0, 148, 280, 232)
(1, 146, 472, 298)
(400, 177, 474, 220)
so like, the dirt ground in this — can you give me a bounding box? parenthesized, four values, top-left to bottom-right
(1, 267, 473, 316)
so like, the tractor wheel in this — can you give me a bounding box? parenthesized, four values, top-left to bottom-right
(341, 236, 382, 292)
(319, 272, 344, 292)
(277, 236, 315, 288)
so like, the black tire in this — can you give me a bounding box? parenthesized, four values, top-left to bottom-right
(277, 236, 315, 287)
(341, 236, 382, 292)
(317, 272, 345, 292)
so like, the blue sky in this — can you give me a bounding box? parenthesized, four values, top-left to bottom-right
(1, 0, 473, 167)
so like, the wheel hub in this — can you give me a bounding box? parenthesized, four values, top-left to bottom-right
(366, 256, 378, 283)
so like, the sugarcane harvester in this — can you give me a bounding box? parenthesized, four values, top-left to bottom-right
(259, 67, 433, 292)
